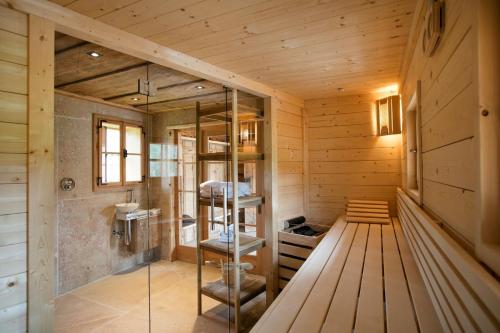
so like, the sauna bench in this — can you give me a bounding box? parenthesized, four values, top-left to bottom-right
(251, 216, 443, 333)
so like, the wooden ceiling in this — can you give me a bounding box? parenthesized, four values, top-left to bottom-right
(50, 0, 417, 99)
(54, 33, 262, 114)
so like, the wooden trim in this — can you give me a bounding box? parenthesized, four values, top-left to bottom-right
(263, 97, 279, 302)
(28, 14, 55, 332)
(3, 0, 304, 107)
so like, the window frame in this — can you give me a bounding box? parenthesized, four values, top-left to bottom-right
(92, 114, 145, 192)
(405, 80, 423, 205)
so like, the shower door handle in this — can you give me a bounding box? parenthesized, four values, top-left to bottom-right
(222, 187, 228, 233)
(210, 187, 215, 231)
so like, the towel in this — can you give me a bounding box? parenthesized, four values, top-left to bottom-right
(200, 180, 251, 198)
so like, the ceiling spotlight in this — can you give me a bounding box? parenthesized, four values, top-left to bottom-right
(195, 85, 205, 90)
(337, 87, 345, 92)
(87, 51, 102, 58)
(131, 97, 140, 101)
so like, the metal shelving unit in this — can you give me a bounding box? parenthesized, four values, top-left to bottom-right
(196, 88, 266, 331)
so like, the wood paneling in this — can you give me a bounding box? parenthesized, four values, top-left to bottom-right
(400, 0, 479, 246)
(276, 98, 305, 225)
(306, 94, 401, 224)
(0, 6, 28, 330)
(47, 0, 417, 99)
(397, 189, 500, 333)
(28, 15, 55, 332)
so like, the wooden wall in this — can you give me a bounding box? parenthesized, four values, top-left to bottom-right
(276, 99, 305, 228)
(400, 0, 479, 247)
(305, 94, 402, 225)
(0, 5, 28, 332)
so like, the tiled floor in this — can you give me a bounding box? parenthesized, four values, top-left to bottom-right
(55, 261, 266, 333)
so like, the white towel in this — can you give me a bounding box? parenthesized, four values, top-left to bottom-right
(200, 180, 251, 198)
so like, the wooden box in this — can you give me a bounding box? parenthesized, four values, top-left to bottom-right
(278, 223, 330, 290)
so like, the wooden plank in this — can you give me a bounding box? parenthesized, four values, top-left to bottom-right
(382, 223, 418, 333)
(201, 274, 266, 307)
(392, 217, 443, 333)
(251, 219, 347, 332)
(0, 272, 26, 309)
(288, 223, 358, 333)
(399, 199, 495, 332)
(0, 302, 26, 333)
(0, 91, 27, 124)
(0, 242, 26, 277)
(346, 207, 389, 213)
(346, 211, 389, 218)
(0, 154, 26, 184)
(0, 5, 27, 36)
(0, 60, 27, 94)
(348, 199, 388, 205)
(346, 216, 391, 224)
(398, 188, 500, 328)
(278, 267, 296, 281)
(354, 224, 384, 333)
(278, 243, 311, 260)
(321, 224, 369, 333)
(278, 255, 303, 270)
(0, 184, 26, 215)
(6, 0, 304, 106)
(0, 30, 27, 65)
(0, 213, 26, 246)
(422, 138, 476, 191)
(0, 123, 27, 154)
(28, 15, 55, 332)
(278, 279, 288, 290)
(348, 203, 389, 209)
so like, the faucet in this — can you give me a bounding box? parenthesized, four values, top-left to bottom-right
(126, 189, 136, 203)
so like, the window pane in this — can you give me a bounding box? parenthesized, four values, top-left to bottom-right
(150, 143, 161, 159)
(102, 122, 121, 153)
(126, 155, 142, 182)
(150, 161, 161, 177)
(101, 153, 120, 183)
(125, 126, 142, 154)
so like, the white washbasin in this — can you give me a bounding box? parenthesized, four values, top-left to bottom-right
(115, 203, 139, 214)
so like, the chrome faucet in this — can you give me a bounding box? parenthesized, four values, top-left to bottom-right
(126, 189, 136, 203)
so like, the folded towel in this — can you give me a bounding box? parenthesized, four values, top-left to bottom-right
(200, 180, 251, 198)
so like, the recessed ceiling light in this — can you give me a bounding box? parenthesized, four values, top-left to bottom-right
(131, 97, 140, 101)
(87, 51, 102, 58)
(195, 85, 205, 89)
(337, 87, 345, 92)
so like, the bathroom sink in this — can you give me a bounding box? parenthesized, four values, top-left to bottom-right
(115, 203, 139, 213)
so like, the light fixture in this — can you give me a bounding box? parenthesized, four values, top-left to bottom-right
(87, 50, 102, 58)
(376, 95, 401, 136)
(337, 87, 344, 92)
(195, 85, 205, 90)
(131, 97, 140, 101)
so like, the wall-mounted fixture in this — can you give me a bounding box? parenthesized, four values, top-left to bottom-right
(422, 0, 445, 57)
(195, 85, 205, 90)
(60, 177, 75, 191)
(376, 95, 401, 136)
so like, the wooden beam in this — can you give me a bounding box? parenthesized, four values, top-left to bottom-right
(3, 0, 304, 107)
(55, 61, 148, 88)
(55, 89, 146, 114)
(103, 78, 206, 101)
(28, 14, 55, 332)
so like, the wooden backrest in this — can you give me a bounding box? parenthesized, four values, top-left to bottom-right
(397, 188, 500, 332)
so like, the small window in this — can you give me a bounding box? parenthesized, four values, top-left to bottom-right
(405, 81, 423, 204)
(93, 115, 145, 190)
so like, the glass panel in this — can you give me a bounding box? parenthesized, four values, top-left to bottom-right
(102, 122, 120, 153)
(125, 154, 142, 182)
(125, 125, 142, 154)
(101, 153, 120, 183)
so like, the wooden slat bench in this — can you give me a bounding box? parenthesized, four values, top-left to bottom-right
(251, 216, 443, 333)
